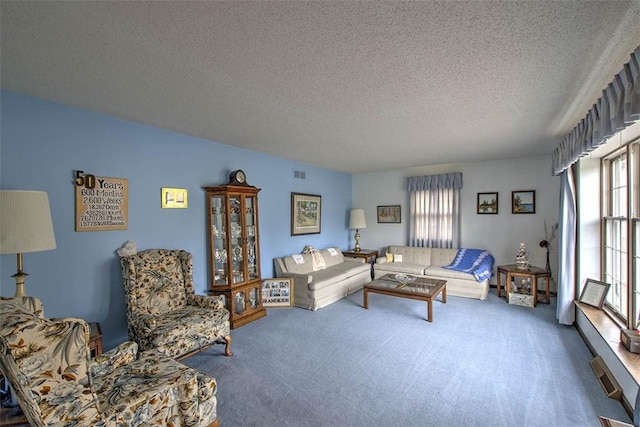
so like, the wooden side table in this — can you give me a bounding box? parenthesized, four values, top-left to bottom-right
(496, 264, 550, 306)
(342, 249, 378, 278)
(89, 322, 103, 357)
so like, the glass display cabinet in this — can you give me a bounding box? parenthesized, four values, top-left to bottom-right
(204, 172, 265, 328)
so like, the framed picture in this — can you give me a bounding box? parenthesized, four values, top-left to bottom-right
(377, 205, 401, 223)
(512, 190, 535, 214)
(291, 192, 321, 235)
(261, 278, 293, 308)
(477, 192, 498, 214)
(578, 278, 611, 308)
(161, 187, 188, 209)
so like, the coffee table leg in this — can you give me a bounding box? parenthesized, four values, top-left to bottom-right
(442, 286, 447, 304)
(426, 299, 433, 322)
(363, 288, 369, 309)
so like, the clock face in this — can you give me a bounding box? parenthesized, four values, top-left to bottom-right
(236, 170, 246, 183)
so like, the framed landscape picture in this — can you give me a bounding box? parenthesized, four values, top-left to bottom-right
(477, 192, 498, 214)
(262, 278, 293, 308)
(512, 190, 535, 214)
(377, 205, 401, 223)
(291, 192, 321, 235)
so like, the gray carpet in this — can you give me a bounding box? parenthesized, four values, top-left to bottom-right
(183, 289, 631, 427)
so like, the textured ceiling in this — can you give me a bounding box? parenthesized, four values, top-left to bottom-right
(2, 1, 640, 173)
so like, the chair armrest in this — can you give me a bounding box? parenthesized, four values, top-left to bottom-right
(89, 341, 139, 377)
(189, 294, 226, 310)
(375, 257, 387, 264)
(129, 311, 157, 332)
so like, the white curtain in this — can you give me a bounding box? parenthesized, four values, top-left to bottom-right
(557, 167, 577, 325)
(407, 173, 462, 248)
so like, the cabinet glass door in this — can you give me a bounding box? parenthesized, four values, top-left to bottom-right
(229, 195, 245, 284)
(245, 195, 259, 280)
(211, 195, 228, 285)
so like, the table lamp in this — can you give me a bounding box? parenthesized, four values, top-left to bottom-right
(349, 209, 366, 252)
(0, 190, 57, 297)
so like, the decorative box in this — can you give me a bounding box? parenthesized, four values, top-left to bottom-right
(620, 329, 640, 354)
(508, 292, 534, 307)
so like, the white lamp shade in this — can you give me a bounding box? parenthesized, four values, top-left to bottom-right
(349, 209, 366, 229)
(0, 190, 57, 254)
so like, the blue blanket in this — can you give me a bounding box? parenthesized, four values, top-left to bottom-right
(443, 249, 494, 282)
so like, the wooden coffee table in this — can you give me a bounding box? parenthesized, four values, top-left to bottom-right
(363, 274, 446, 322)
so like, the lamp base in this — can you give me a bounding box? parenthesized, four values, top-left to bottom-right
(353, 229, 361, 252)
(11, 271, 28, 298)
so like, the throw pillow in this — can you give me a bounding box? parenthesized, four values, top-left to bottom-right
(385, 253, 394, 262)
(394, 254, 403, 263)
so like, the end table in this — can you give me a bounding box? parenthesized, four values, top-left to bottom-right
(342, 249, 379, 279)
(496, 264, 550, 306)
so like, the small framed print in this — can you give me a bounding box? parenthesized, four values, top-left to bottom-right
(578, 278, 611, 308)
(262, 278, 293, 308)
(477, 192, 498, 214)
(512, 190, 535, 214)
(377, 205, 401, 223)
(161, 188, 188, 209)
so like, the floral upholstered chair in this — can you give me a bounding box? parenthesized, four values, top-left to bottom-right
(0, 298, 220, 427)
(120, 249, 232, 360)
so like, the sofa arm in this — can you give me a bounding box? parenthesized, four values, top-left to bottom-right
(282, 273, 312, 291)
(89, 341, 139, 377)
(375, 257, 388, 264)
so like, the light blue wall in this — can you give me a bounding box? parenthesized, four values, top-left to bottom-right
(0, 90, 352, 349)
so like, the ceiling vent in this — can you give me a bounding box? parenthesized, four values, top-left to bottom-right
(294, 170, 306, 180)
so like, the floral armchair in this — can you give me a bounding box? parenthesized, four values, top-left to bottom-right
(120, 249, 232, 360)
(0, 298, 219, 427)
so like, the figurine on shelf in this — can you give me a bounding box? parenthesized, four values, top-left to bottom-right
(515, 242, 530, 270)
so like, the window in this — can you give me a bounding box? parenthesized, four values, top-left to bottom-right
(407, 173, 462, 249)
(602, 142, 640, 326)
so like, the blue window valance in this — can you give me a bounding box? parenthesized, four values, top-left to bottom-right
(552, 46, 640, 175)
(407, 172, 462, 192)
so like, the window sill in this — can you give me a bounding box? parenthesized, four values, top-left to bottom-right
(576, 301, 640, 384)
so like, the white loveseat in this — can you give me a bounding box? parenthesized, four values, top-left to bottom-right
(374, 245, 493, 300)
(274, 247, 372, 310)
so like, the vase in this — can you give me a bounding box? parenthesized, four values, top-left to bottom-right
(545, 249, 551, 278)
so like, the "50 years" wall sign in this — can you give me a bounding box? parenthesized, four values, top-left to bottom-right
(74, 170, 128, 232)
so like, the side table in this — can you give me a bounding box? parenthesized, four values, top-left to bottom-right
(496, 264, 550, 307)
(89, 321, 103, 357)
(342, 249, 378, 278)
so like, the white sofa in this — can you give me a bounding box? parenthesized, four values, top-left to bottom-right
(274, 247, 372, 310)
(374, 245, 493, 300)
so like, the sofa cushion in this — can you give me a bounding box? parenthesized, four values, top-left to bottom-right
(321, 248, 345, 268)
(283, 253, 315, 274)
(375, 262, 425, 275)
(424, 266, 477, 281)
(388, 245, 432, 265)
(385, 253, 394, 262)
(429, 249, 458, 267)
(309, 269, 348, 291)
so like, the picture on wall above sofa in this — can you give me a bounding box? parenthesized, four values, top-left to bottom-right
(477, 192, 498, 214)
(291, 192, 321, 235)
(377, 205, 401, 223)
(512, 190, 536, 214)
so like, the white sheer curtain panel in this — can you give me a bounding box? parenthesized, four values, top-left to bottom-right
(407, 173, 462, 248)
(557, 167, 577, 325)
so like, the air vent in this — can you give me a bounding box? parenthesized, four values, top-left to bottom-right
(590, 355, 622, 400)
(294, 170, 306, 179)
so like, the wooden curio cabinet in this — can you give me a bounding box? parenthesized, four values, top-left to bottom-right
(204, 183, 265, 329)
